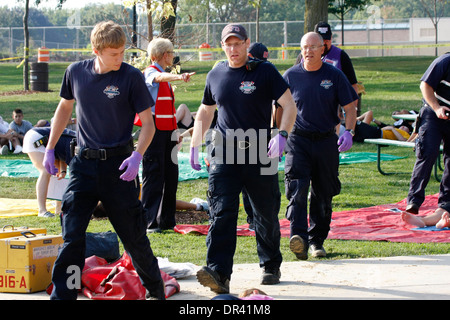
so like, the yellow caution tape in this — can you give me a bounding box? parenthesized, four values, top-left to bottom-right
(268, 43, 450, 51)
(5, 42, 449, 60)
(0, 56, 22, 62)
(16, 59, 25, 68)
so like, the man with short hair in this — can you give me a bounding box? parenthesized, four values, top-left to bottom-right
(44, 20, 165, 300)
(406, 52, 450, 215)
(283, 32, 358, 260)
(190, 23, 296, 293)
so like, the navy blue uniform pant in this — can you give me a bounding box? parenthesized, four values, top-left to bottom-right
(284, 132, 341, 247)
(50, 154, 164, 300)
(206, 151, 282, 279)
(408, 105, 450, 208)
(142, 128, 178, 229)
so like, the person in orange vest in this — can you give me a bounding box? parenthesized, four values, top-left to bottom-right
(141, 37, 195, 232)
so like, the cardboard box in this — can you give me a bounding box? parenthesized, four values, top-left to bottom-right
(0, 233, 63, 293)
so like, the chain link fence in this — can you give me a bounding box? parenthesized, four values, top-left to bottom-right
(1, 18, 450, 62)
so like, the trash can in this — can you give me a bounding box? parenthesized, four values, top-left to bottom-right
(30, 62, 48, 92)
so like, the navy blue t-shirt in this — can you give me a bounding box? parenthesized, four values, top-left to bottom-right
(33, 127, 76, 165)
(421, 53, 450, 107)
(283, 62, 358, 133)
(202, 60, 289, 137)
(60, 59, 153, 149)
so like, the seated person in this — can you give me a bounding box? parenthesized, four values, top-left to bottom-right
(9, 108, 33, 146)
(401, 207, 450, 229)
(0, 115, 22, 154)
(176, 103, 195, 130)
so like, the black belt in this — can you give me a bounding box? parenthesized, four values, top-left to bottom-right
(75, 141, 133, 160)
(33, 135, 49, 148)
(293, 128, 335, 141)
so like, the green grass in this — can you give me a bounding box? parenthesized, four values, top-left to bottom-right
(0, 56, 449, 266)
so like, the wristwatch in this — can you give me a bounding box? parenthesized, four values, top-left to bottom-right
(279, 130, 289, 138)
(346, 129, 355, 137)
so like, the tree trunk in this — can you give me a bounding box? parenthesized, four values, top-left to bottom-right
(161, 0, 177, 41)
(255, 5, 260, 42)
(147, 0, 153, 42)
(434, 24, 438, 56)
(23, 0, 29, 91)
(304, 0, 328, 34)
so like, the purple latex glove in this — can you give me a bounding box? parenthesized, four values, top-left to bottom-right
(338, 130, 353, 152)
(119, 151, 142, 181)
(190, 146, 201, 171)
(43, 148, 58, 175)
(267, 133, 287, 160)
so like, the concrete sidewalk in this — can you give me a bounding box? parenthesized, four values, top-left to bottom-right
(1, 254, 449, 300)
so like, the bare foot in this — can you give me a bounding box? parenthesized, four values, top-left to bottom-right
(401, 211, 426, 228)
(436, 212, 450, 229)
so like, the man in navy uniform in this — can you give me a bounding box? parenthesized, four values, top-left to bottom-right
(43, 21, 165, 300)
(283, 32, 358, 260)
(406, 52, 450, 215)
(189, 23, 296, 294)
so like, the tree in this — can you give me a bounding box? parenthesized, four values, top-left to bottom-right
(419, 0, 448, 56)
(23, 0, 30, 91)
(21, 0, 66, 91)
(161, 0, 178, 40)
(123, 0, 175, 43)
(328, 0, 369, 46)
(249, 0, 261, 42)
(304, 0, 328, 34)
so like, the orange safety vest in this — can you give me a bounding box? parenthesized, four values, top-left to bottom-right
(134, 65, 177, 131)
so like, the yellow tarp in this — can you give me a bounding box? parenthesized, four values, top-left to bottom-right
(0, 198, 57, 218)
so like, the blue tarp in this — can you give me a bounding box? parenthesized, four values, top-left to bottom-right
(0, 152, 404, 181)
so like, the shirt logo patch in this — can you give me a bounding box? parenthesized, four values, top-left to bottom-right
(239, 81, 256, 94)
(103, 85, 120, 99)
(320, 80, 333, 89)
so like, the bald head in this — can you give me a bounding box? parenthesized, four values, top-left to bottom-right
(300, 32, 325, 71)
(300, 32, 324, 48)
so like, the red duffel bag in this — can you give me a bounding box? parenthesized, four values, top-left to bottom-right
(81, 252, 180, 300)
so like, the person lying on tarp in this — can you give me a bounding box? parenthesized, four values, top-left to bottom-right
(338, 110, 412, 142)
(401, 207, 450, 229)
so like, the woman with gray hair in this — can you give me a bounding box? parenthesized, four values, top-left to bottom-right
(140, 37, 195, 232)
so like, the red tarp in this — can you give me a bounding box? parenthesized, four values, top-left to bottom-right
(174, 193, 450, 243)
